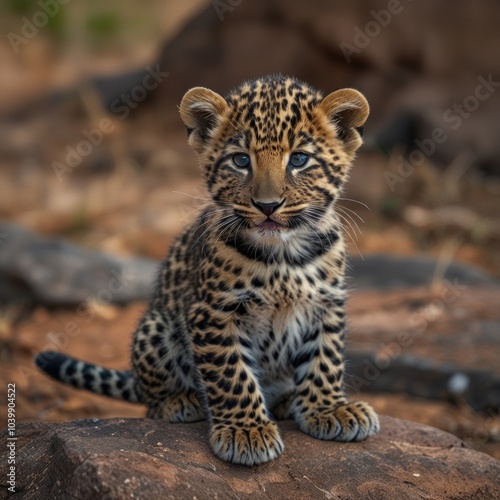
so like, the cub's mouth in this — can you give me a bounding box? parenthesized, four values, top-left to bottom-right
(256, 218, 288, 232)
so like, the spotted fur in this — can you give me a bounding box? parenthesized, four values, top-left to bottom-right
(36, 75, 379, 465)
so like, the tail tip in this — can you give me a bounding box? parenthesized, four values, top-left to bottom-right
(34, 350, 67, 378)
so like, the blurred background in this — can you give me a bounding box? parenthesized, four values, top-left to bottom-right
(0, 0, 499, 457)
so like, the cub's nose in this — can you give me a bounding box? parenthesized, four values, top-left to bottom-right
(251, 199, 285, 217)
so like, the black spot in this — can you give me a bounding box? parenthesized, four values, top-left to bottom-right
(293, 350, 313, 368)
(319, 362, 329, 373)
(227, 352, 239, 365)
(251, 277, 264, 288)
(303, 329, 320, 343)
(314, 377, 324, 388)
(99, 369, 112, 380)
(66, 363, 76, 377)
(202, 369, 220, 383)
(239, 396, 251, 409)
(217, 378, 232, 392)
(213, 353, 227, 367)
(224, 398, 239, 410)
(150, 334, 163, 347)
(100, 383, 112, 396)
(324, 324, 342, 334)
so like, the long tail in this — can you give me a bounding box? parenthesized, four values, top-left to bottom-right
(35, 351, 144, 404)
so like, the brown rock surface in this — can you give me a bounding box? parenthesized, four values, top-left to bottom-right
(1, 417, 499, 499)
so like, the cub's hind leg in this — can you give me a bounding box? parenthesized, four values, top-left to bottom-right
(146, 390, 205, 422)
(133, 309, 205, 422)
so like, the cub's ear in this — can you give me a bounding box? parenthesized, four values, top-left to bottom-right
(319, 88, 369, 156)
(179, 87, 228, 152)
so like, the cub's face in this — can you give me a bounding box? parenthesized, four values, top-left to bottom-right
(180, 76, 368, 247)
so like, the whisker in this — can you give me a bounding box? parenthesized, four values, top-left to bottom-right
(188, 213, 235, 252)
(338, 197, 371, 211)
(336, 212, 359, 242)
(337, 204, 364, 223)
(201, 217, 238, 254)
(172, 190, 212, 202)
(337, 207, 363, 235)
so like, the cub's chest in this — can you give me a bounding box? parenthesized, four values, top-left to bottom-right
(237, 267, 339, 367)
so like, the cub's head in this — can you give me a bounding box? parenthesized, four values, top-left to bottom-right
(179, 75, 368, 254)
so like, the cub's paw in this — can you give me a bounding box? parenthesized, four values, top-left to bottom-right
(297, 401, 380, 442)
(209, 421, 284, 465)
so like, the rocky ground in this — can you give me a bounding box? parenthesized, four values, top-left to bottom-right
(2, 417, 500, 499)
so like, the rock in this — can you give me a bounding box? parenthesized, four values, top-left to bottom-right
(0, 222, 157, 307)
(1, 417, 499, 499)
(346, 352, 500, 412)
(348, 253, 500, 290)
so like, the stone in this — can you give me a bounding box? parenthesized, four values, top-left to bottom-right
(348, 253, 499, 290)
(0, 222, 158, 307)
(1, 417, 499, 499)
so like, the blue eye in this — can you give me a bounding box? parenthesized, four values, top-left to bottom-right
(289, 152, 309, 168)
(233, 153, 250, 169)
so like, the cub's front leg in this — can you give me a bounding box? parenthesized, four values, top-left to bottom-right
(292, 303, 380, 441)
(189, 303, 284, 466)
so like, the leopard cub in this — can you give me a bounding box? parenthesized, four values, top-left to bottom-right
(36, 75, 379, 465)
